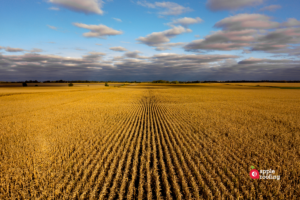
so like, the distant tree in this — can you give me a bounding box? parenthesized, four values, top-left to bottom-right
(68, 83, 73, 87)
(22, 82, 27, 87)
(152, 80, 169, 83)
(105, 82, 109, 87)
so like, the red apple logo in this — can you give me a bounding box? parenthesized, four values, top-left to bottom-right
(250, 166, 259, 179)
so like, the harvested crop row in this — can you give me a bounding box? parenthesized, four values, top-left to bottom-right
(1, 85, 299, 199)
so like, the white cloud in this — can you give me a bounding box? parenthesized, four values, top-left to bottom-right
(184, 29, 257, 51)
(48, 0, 104, 15)
(251, 27, 300, 51)
(195, 35, 201, 38)
(137, 26, 191, 47)
(168, 17, 203, 28)
(260, 5, 281, 12)
(95, 43, 102, 46)
(214, 14, 280, 30)
(137, 1, 192, 16)
(184, 14, 300, 53)
(110, 46, 128, 52)
(266, 46, 300, 57)
(47, 25, 58, 30)
(73, 23, 123, 38)
(207, 0, 264, 11)
(281, 18, 300, 27)
(49, 7, 60, 11)
(113, 18, 122, 22)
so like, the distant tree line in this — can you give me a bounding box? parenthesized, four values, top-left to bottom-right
(2, 80, 300, 83)
(152, 80, 300, 83)
(152, 80, 179, 84)
(4, 80, 142, 83)
(42, 80, 141, 83)
(202, 80, 300, 83)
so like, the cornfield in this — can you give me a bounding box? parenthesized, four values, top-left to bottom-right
(0, 83, 300, 199)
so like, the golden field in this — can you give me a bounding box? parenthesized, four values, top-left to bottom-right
(0, 83, 299, 199)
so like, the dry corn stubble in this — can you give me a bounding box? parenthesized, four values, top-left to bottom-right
(0, 83, 299, 199)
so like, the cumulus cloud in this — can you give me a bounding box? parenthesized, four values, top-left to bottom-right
(1, 52, 300, 81)
(109, 46, 128, 52)
(260, 5, 281, 12)
(47, 25, 58, 30)
(266, 46, 300, 58)
(48, 0, 104, 15)
(137, 1, 192, 16)
(214, 14, 280, 30)
(281, 18, 300, 27)
(168, 17, 203, 28)
(113, 18, 122, 22)
(111, 53, 241, 79)
(73, 23, 123, 38)
(209, 58, 300, 81)
(184, 29, 256, 51)
(0, 53, 117, 81)
(238, 57, 281, 64)
(184, 14, 300, 52)
(137, 26, 191, 47)
(207, 0, 264, 11)
(251, 27, 300, 51)
(95, 43, 102, 46)
(49, 7, 60, 11)
(151, 53, 239, 63)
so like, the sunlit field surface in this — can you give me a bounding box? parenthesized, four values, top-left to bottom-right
(0, 83, 299, 199)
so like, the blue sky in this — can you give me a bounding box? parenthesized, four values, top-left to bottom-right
(1, 0, 300, 81)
